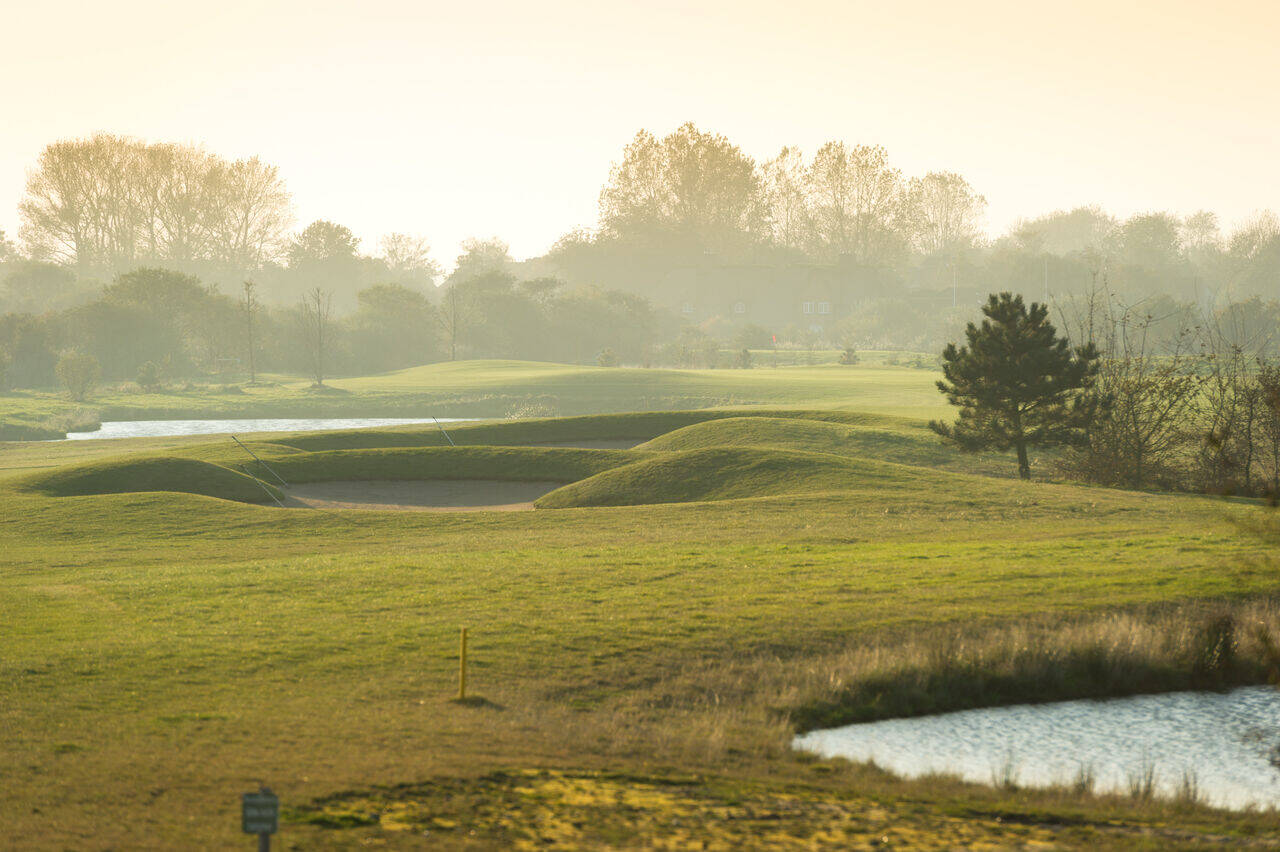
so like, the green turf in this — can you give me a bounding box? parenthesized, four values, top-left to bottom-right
(268, 408, 889, 452)
(17, 454, 282, 504)
(2, 405, 1277, 848)
(634, 414, 1013, 476)
(0, 358, 949, 439)
(535, 447, 963, 508)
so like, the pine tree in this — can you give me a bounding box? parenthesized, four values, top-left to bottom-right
(931, 292, 1098, 479)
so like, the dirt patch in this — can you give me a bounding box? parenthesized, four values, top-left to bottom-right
(286, 480, 564, 512)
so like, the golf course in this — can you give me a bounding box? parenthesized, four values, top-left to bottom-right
(3, 360, 1279, 849)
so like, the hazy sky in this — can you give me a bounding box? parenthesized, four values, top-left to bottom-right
(3, 0, 1278, 268)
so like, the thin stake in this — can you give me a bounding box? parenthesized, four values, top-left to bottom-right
(231, 436, 290, 488)
(239, 465, 285, 508)
(458, 627, 468, 700)
(433, 416, 456, 447)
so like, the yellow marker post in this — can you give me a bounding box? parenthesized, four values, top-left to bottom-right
(458, 627, 468, 700)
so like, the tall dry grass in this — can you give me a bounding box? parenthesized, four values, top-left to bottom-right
(596, 599, 1280, 769)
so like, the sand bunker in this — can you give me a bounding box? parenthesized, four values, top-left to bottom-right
(286, 479, 563, 512)
(524, 439, 642, 449)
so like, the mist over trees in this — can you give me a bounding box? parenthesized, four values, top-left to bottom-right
(1, 124, 1279, 396)
(19, 134, 292, 275)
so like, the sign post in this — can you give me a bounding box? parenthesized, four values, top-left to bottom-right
(458, 626, 468, 700)
(242, 786, 278, 851)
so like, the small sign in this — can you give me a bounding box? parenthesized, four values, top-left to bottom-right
(242, 788, 279, 835)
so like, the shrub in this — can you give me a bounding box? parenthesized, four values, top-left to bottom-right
(56, 352, 101, 402)
(838, 347, 859, 366)
(136, 360, 162, 392)
(596, 348, 619, 367)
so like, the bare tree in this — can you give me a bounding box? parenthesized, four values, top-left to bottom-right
(299, 287, 333, 386)
(438, 283, 469, 361)
(1057, 287, 1207, 489)
(904, 171, 987, 255)
(379, 233, 441, 286)
(759, 146, 810, 251)
(211, 157, 294, 269)
(1258, 363, 1280, 501)
(807, 142, 902, 264)
(18, 135, 292, 274)
(598, 123, 761, 255)
(1190, 300, 1280, 496)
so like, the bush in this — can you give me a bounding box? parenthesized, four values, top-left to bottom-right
(838, 347, 859, 366)
(735, 348, 752, 369)
(136, 360, 161, 392)
(734, 324, 773, 350)
(56, 352, 101, 402)
(596, 348, 619, 367)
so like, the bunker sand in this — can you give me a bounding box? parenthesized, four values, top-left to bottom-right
(286, 479, 563, 511)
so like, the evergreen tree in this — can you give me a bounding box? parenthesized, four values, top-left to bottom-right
(931, 292, 1098, 479)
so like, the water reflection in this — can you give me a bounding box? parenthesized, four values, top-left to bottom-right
(794, 686, 1280, 809)
(62, 417, 475, 440)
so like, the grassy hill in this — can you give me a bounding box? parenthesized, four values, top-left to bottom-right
(0, 358, 949, 440)
(536, 447, 965, 508)
(1, 408, 1277, 847)
(635, 414, 1014, 476)
(18, 455, 282, 504)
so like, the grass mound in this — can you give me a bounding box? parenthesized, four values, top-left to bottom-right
(536, 447, 957, 508)
(274, 409, 901, 453)
(19, 455, 281, 504)
(268, 445, 639, 484)
(635, 415, 1017, 478)
(636, 416, 948, 462)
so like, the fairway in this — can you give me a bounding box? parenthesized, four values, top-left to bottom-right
(3, 387, 1280, 849)
(6, 4, 1278, 845)
(0, 358, 950, 441)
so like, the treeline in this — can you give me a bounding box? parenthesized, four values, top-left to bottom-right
(19, 135, 292, 274)
(936, 289, 1280, 499)
(1052, 289, 1280, 498)
(3, 125, 1280, 364)
(548, 123, 1280, 307)
(0, 265, 669, 393)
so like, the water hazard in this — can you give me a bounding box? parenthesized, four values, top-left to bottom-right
(64, 417, 474, 440)
(794, 686, 1280, 809)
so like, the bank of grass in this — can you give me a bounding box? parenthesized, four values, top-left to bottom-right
(0, 407, 101, 441)
(271, 407, 900, 452)
(535, 447, 961, 508)
(0, 358, 949, 435)
(7, 412, 1010, 505)
(654, 601, 1280, 734)
(18, 454, 281, 504)
(635, 414, 1013, 476)
(270, 446, 639, 485)
(2, 410, 1280, 847)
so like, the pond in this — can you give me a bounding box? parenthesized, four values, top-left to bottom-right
(64, 417, 475, 440)
(793, 686, 1280, 809)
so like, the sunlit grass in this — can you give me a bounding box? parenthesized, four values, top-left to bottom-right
(2, 408, 1278, 846)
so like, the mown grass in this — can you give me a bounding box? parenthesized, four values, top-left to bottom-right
(18, 454, 281, 503)
(2, 408, 1279, 848)
(271, 407, 900, 452)
(0, 358, 949, 437)
(535, 447, 962, 508)
(635, 414, 1012, 476)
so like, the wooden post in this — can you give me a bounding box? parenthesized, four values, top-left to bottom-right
(458, 627, 468, 700)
